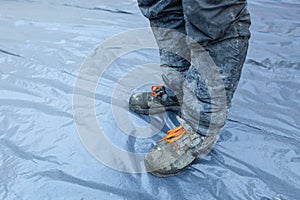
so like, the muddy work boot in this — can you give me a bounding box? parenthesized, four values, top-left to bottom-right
(129, 85, 180, 115)
(144, 117, 218, 177)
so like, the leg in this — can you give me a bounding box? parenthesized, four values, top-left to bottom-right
(137, 0, 190, 100)
(129, 0, 190, 115)
(138, 0, 251, 177)
(181, 0, 251, 136)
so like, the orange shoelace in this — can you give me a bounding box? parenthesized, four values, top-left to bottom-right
(151, 85, 164, 97)
(158, 126, 187, 143)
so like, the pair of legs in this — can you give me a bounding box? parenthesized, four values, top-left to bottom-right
(133, 0, 251, 176)
(137, 0, 251, 136)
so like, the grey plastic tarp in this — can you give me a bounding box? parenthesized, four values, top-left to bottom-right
(0, 0, 299, 199)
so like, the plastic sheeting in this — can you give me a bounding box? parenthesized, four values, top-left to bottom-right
(0, 0, 299, 199)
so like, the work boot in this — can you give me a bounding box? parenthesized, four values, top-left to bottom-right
(129, 85, 180, 115)
(144, 117, 218, 177)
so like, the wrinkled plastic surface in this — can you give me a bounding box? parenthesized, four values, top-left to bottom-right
(0, 0, 299, 199)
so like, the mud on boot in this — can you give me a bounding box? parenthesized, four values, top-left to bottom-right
(144, 117, 219, 177)
(129, 85, 180, 115)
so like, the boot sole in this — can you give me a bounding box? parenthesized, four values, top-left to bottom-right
(129, 105, 180, 115)
(150, 160, 194, 178)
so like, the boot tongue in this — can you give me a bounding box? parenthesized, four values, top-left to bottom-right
(176, 116, 194, 134)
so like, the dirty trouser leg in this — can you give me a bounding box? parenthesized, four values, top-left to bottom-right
(137, 0, 190, 101)
(181, 0, 251, 136)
